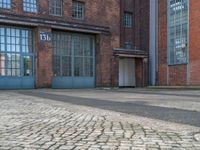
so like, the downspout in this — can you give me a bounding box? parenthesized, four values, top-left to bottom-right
(149, 0, 158, 86)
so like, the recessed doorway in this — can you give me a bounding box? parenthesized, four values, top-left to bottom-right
(119, 58, 136, 87)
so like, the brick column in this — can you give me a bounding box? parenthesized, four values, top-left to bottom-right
(96, 34, 113, 87)
(35, 27, 52, 88)
(111, 56, 119, 87)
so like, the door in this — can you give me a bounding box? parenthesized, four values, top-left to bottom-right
(119, 58, 136, 87)
(52, 32, 95, 89)
(21, 55, 35, 88)
(0, 27, 35, 89)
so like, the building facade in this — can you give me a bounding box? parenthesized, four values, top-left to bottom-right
(0, 0, 149, 89)
(150, 0, 200, 86)
(115, 0, 149, 87)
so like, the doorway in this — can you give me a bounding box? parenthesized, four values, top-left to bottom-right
(119, 58, 136, 87)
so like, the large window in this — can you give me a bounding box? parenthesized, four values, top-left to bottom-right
(124, 12, 133, 28)
(0, 27, 34, 77)
(23, 0, 37, 13)
(0, 0, 11, 9)
(168, 0, 188, 64)
(49, 0, 63, 16)
(72, 1, 84, 20)
(52, 32, 94, 77)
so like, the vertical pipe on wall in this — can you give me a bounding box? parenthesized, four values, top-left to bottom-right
(149, 0, 158, 86)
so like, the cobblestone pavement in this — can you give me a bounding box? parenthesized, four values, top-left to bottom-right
(0, 91, 200, 150)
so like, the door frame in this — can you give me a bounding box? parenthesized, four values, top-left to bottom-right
(118, 58, 136, 87)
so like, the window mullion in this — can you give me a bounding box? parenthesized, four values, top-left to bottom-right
(174, 5, 177, 64)
(180, 0, 183, 63)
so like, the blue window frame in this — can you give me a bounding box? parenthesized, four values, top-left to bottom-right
(168, 0, 189, 65)
(52, 32, 94, 77)
(0, 27, 34, 77)
(23, 0, 37, 13)
(0, 0, 11, 9)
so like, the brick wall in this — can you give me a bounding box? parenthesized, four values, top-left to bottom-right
(120, 0, 149, 52)
(35, 27, 52, 88)
(168, 65, 187, 86)
(0, 0, 151, 88)
(157, 0, 200, 86)
(158, 0, 189, 86)
(0, 0, 120, 88)
(157, 0, 168, 86)
(189, 0, 200, 85)
(93, 0, 120, 87)
(135, 58, 143, 87)
(1, 0, 119, 29)
(117, 0, 149, 87)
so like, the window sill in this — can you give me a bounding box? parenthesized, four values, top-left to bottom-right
(0, 7, 11, 10)
(49, 14, 63, 17)
(72, 17, 84, 21)
(23, 11, 38, 14)
(168, 63, 188, 66)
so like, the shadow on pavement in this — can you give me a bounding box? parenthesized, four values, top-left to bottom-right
(18, 91, 200, 127)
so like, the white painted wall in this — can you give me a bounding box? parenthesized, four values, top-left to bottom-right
(119, 58, 136, 87)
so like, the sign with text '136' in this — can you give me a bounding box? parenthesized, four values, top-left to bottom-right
(39, 32, 52, 42)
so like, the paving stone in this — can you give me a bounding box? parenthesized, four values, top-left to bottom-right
(194, 133, 200, 141)
(0, 92, 199, 150)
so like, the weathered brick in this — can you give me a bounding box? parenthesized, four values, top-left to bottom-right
(157, 0, 200, 86)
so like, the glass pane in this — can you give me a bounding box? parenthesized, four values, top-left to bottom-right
(0, 53, 6, 69)
(168, 0, 188, 64)
(6, 68, 11, 76)
(52, 32, 94, 77)
(72, 1, 84, 19)
(73, 36, 82, 56)
(0, 27, 34, 77)
(53, 55, 60, 76)
(74, 57, 83, 76)
(62, 56, 71, 76)
(0, 68, 6, 76)
(23, 56, 33, 76)
(0, 0, 11, 9)
(23, 0, 37, 13)
(84, 57, 91, 77)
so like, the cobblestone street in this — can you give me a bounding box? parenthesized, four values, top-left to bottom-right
(0, 89, 200, 150)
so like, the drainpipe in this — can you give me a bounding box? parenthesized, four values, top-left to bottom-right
(149, 0, 158, 86)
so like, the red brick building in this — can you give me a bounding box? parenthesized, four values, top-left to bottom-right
(115, 0, 149, 87)
(0, 0, 149, 89)
(153, 0, 200, 86)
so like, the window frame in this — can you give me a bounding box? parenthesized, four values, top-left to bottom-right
(72, 0, 85, 20)
(0, 0, 12, 9)
(23, 0, 38, 13)
(0, 26, 35, 77)
(52, 32, 95, 78)
(123, 12, 133, 28)
(167, 0, 189, 65)
(49, 0, 63, 16)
